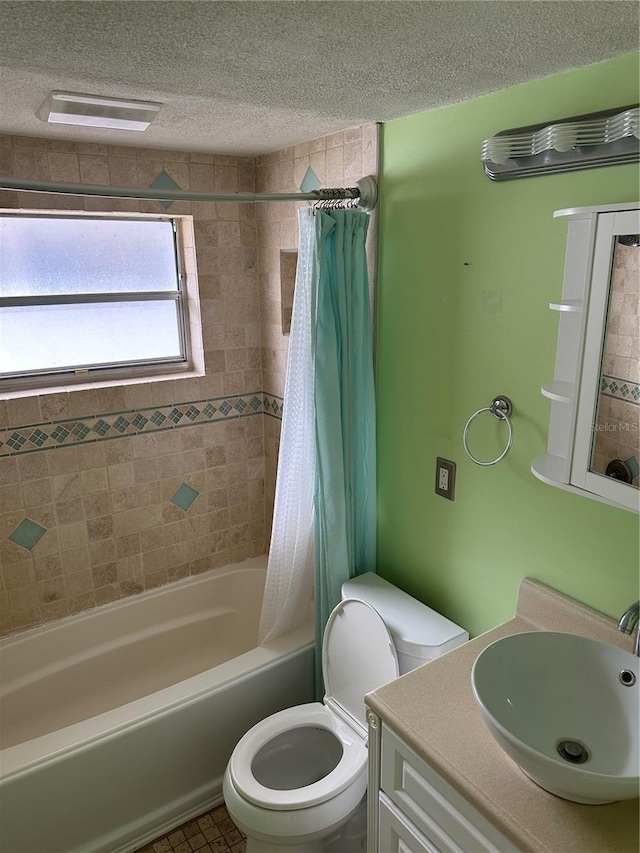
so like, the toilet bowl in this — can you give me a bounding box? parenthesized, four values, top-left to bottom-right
(223, 705, 368, 852)
(223, 573, 468, 853)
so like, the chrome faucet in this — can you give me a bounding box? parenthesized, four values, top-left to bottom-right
(617, 601, 640, 656)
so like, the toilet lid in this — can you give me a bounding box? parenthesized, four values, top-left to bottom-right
(322, 598, 399, 730)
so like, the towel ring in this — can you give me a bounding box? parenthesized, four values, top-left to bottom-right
(463, 396, 514, 466)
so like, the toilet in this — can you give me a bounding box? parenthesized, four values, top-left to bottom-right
(223, 572, 468, 853)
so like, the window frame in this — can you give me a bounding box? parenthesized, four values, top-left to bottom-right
(0, 210, 201, 393)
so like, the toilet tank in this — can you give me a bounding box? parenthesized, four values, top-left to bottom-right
(341, 573, 468, 675)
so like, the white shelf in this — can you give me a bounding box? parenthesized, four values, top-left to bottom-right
(531, 455, 635, 512)
(541, 380, 574, 402)
(531, 454, 568, 487)
(554, 202, 640, 219)
(549, 300, 582, 312)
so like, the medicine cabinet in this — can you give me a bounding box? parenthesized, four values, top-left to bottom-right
(532, 202, 640, 514)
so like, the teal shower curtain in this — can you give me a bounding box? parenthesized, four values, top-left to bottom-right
(312, 208, 377, 696)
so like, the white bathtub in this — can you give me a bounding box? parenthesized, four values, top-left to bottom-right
(0, 556, 314, 853)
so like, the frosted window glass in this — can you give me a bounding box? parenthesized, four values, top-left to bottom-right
(0, 216, 178, 297)
(0, 213, 192, 382)
(0, 302, 182, 375)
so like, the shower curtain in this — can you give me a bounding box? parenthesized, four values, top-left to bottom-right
(258, 209, 316, 644)
(258, 207, 377, 689)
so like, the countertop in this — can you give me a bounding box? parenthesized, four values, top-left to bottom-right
(365, 578, 639, 853)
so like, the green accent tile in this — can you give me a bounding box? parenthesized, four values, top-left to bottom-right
(51, 426, 69, 443)
(72, 423, 90, 439)
(132, 414, 149, 429)
(150, 170, 180, 210)
(10, 518, 47, 550)
(113, 416, 130, 433)
(625, 455, 640, 479)
(29, 429, 48, 447)
(93, 419, 110, 436)
(169, 408, 183, 423)
(151, 410, 167, 426)
(171, 483, 199, 512)
(185, 406, 200, 421)
(7, 432, 27, 450)
(203, 404, 217, 418)
(300, 166, 321, 194)
(219, 401, 232, 416)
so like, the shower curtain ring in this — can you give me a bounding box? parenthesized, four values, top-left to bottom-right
(462, 395, 514, 466)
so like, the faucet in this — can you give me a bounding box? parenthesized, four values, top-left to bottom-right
(617, 601, 640, 656)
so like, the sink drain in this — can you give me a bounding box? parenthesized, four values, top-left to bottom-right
(557, 739, 590, 764)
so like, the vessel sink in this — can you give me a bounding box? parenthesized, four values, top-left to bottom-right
(471, 631, 639, 804)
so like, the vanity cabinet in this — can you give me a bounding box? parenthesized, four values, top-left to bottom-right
(368, 718, 521, 853)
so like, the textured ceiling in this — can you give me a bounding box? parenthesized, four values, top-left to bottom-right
(0, 1, 637, 155)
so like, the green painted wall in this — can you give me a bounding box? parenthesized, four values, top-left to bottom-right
(376, 53, 640, 637)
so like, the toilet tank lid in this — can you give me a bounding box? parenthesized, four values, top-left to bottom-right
(341, 573, 468, 658)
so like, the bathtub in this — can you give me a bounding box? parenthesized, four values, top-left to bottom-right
(0, 556, 315, 853)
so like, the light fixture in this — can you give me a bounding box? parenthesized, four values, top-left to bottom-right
(482, 105, 639, 181)
(37, 91, 161, 131)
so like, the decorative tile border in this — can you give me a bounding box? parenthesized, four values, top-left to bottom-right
(601, 375, 640, 405)
(0, 391, 284, 458)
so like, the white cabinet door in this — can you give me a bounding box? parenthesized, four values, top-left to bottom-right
(378, 794, 442, 853)
(380, 726, 521, 853)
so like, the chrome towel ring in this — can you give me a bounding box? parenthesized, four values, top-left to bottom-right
(463, 396, 514, 466)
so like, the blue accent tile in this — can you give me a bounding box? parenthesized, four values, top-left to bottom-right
(234, 399, 247, 413)
(169, 408, 183, 424)
(113, 416, 130, 433)
(300, 166, 321, 194)
(29, 429, 48, 447)
(10, 518, 47, 551)
(72, 423, 90, 439)
(203, 404, 217, 418)
(93, 419, 110, 436)
(151, 411, 167, 426)
(170, 483, 199, 512)
(133, 414, 148, 430)
(625, 455, 640, 479)
(150, 170, 180, 210)
(219, 401, 232, 416)
(185, 406, 200, 421)
(7, 432, 26, 450)
(51, 425, 70, 443)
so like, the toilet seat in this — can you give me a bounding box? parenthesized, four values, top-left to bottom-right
(228, 599, 399, 812)
(228, 702, 368, 810)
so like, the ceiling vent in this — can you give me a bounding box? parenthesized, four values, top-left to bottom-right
(37, 91, 161, 131)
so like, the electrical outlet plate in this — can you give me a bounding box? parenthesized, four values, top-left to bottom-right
(435, 457, 456, 500)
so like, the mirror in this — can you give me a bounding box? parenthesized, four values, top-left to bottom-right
(590, 235, 639, 488)
(532, 202, 640, 514)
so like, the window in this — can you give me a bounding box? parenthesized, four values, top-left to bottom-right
(0, 212, 198, 390)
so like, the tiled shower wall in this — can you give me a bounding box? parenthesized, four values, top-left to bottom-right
(255, 124, 379, 519)
(0, 125, 378, 636)
(0, 134, 268, 636)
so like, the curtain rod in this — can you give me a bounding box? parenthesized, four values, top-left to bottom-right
(0, 174, 378, 210)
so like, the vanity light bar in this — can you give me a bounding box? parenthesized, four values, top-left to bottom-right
(482, 105, 639, 181)
(37, 92, 162, 131)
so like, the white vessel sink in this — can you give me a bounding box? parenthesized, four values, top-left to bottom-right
(471, 631, 639, 804)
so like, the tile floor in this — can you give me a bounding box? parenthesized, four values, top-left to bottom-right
(137, 804, 246, 853)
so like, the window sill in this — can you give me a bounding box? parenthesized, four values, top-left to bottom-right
(0, 367, 207, 402)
